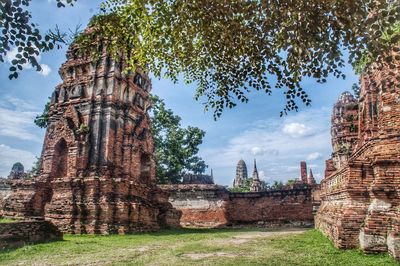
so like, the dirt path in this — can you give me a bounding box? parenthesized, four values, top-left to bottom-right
(184, 228, 307, 260)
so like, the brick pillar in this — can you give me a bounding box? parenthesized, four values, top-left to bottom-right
(300, 161, 307, 183)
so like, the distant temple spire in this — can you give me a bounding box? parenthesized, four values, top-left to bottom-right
(250, 159, 262, 192)
(252, 159, 259, 180)
(307, 169, 316, 186)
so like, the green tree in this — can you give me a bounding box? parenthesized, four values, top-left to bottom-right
(286, 179, 296, 187)
(271, 181, 285, 190)
(0, 0, 76, 79)
(229, 178, 253, 193)
(75, 0, 400, 117)
(34, 100, 50, 128)
(2, 1, 400, 117)
(26, 156, 41, 179)
(150, 95, 207, 184)
(352, 83, 361, 99)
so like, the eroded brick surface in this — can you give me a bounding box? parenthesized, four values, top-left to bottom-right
(0, 220, 62, 250)
(0, 178, 11, 217)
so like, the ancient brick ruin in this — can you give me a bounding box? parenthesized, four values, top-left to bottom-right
(2, 42, 179, 234)
(0, 178, 11, 217)
(0, 220, 62, 250)
(316, 50, 400, 260)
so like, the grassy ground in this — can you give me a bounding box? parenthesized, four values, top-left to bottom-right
(0, 228, 397, 266)
(0, 218, 19, 223)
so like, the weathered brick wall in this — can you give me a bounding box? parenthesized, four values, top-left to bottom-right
(228, 189, 314, 226)
(160, 185, 314, 228)
(0, 179, 11, 216)
(0, 220, 62, 250)
(159, 184, 229, 227)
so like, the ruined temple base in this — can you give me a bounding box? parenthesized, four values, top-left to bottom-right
(3, 177, 180, 235)
(0, 220, 62, 250)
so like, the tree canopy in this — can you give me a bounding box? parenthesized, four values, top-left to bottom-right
(2, 0, 400, 117)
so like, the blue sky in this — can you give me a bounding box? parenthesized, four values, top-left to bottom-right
(0, 0, 359, 185)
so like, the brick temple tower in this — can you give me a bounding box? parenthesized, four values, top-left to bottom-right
(3, 40, 178, 233)
(330, 91, 359, 170)
(300, 161, 307, 183)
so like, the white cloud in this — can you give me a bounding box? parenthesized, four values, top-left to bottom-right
(258, 170, 272, 181)
(0, 95, 36, 111)
(0, 144, 36, 177)
(39, 64, 51, 76)
(0, 96, 41, 141)
(251, 146, 279, 156)
(282, 122, 313, 138)
(307, 152, 323, 161)
(5, 47, 51, 77)
(251, 147, 263, 155)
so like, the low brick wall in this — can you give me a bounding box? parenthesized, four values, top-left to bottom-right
(0, 179, 11, 216)
(228, 189, 314, 226)
(159, 184, 229, 227)
(0, 220, 63, 250)
(160, 185, 315, 228)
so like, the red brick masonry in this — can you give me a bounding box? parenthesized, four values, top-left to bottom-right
(0, 220, 62, 250)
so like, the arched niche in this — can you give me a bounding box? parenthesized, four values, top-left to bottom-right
(123, 87, 129, 102)
(51, 138, 69, 180)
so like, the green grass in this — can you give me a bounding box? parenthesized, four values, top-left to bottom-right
(0, 228, 397, 266)
(0, 218, 19, 223)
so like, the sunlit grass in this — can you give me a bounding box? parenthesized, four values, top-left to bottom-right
(0, 228, 397, 265)
(0, 218, 19, 223)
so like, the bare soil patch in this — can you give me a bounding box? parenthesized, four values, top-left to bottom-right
(183, 252, 238, 260)
(213, 228, 307, 245)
